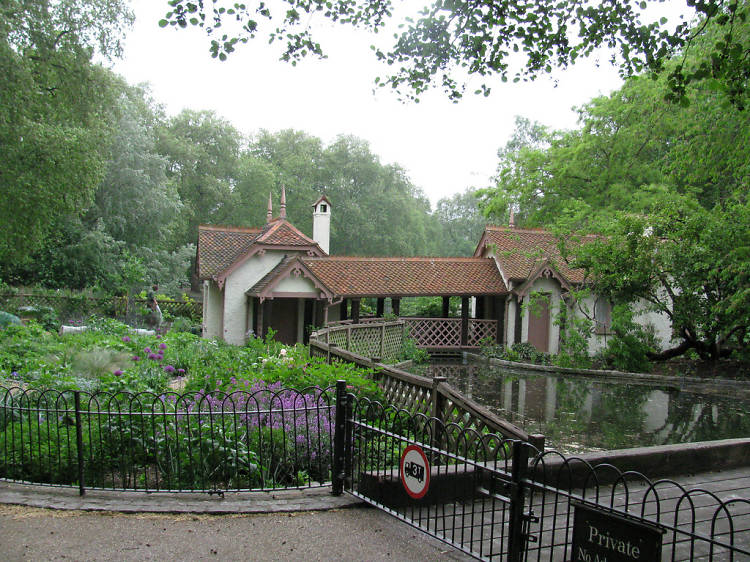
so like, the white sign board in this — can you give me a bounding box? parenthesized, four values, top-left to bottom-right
(400, 445, 430, 499)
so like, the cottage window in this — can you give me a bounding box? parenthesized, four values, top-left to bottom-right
(594, 298, 612, 334)
(320, 204, 327, 213)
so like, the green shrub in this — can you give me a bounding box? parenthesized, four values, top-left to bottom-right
(0, 311, 21, 329)
(597, 305, 657, 373)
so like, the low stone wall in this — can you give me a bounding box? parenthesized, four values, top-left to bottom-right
(466, 352, 750, 398)
(531, 438, 750, 486)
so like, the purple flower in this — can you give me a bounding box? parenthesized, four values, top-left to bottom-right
(156, 334, 162, 339)
(156, 354, 163, 361)
(132, 355, 140, 362)
(148, 353, 158, 360)
(177, 368, 186, 374)
(113, 369, 123, 376)
(164, 365, 176, 373)
(122, 335, 131, 343)
(159, 343, 166, 350)
(144, 347, 151, 353)
(10, 371, 19, 379)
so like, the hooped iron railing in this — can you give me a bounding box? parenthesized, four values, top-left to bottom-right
(331, 383, 750, 561)
(0, 384, 336, 494)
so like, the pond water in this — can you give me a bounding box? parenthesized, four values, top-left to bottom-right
(415, 358, 750, 454)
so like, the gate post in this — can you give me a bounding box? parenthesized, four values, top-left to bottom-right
(507, 442, 529, 562)
(331, 380, 347, 495)
(74, 391, 86, 497)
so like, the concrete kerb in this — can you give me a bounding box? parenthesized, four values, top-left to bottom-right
(0, 482, 363, 515)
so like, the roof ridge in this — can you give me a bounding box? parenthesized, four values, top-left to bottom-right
(301, 256, 494, 261)
(198, 224, 262, 233)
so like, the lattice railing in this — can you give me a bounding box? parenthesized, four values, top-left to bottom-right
(308, 323, 542, 447)
(311, 320, 405, 363)
(468, 319, 497, 346)
(402, 317, 497, 348)
(403, 318, 461, 348)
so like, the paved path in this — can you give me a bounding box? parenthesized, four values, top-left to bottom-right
(0, 483, 473, 561)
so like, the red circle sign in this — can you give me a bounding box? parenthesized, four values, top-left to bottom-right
(400, 444, 430, 499)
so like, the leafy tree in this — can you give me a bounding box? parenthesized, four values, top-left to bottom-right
(0, 1, 134, 262)
(434, 188, 486, 255)
(159, 0, 750, 107)
(248, 130, 440, 256)
(87, 86, 182, 249)
(156, 109, 244, 248)
(572, 193, 749, 361)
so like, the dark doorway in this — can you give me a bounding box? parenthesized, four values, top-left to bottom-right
(268, 299, 298, 345)
(527, 295, 550, 352)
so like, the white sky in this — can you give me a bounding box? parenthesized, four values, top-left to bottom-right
(112, 1, 630, 208)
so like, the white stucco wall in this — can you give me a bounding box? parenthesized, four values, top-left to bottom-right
(202, 281, 223, 340)
(275, 275, 318, 293)
(223, 252, 286, 345)
(505, 297, 517, 348)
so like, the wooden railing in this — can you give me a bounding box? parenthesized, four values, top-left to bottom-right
(309, 322, 544, 447)
(325, 316, 497, 348)
(403, 317, 497, 348)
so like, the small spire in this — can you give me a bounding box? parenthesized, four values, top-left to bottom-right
(280, 185, 287, 219)
(509, 208, 515, 228)
(267, 192, 273, 223)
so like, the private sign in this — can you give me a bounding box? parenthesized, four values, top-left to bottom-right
(400, 445, 430, 499)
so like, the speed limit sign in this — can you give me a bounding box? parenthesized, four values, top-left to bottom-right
(400, 444, 430, 499)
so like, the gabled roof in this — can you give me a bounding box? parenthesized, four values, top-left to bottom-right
(197, 218, 326, 284)
(312, 195, 332, 208)
(255, 218, 321, 247)
(474, 226, 593, 284)
(197, 225, 261, 280)
(299, 257, 507, 297)
(247, 256, 336, 302)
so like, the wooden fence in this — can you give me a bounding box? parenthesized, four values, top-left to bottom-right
(309, 322, 544, 447)
(0, 292, 202, 324)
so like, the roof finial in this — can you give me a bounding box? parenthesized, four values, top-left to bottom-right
(509, 207, 515, 228)
(267, 192, 273, 223)
(280, 185, 287, 219)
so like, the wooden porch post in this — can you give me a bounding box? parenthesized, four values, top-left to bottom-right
(496, 296, 505, 345)
(442, 296, 450, 318)
(376, 298, 385, 317)
(351, 299, 361, 324)
(476, 296, 485, 319)
(392, 297, 401, 317)
(461, 296, 469, 347)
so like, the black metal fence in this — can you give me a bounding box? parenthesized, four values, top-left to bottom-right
(339, 392, 750, 561)
(0, 384, 335, 493)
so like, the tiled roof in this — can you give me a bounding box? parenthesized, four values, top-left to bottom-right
(300, 257, 507, 297)
(256, 219, 320, 247)
(474, 226, 593, 283)
(197, 219, 324, 281)
(247, 256, 295, 295)
(197, 225, 261, 280)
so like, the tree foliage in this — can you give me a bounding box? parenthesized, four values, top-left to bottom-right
(572, 193, 749, 361)
(160, 0, 750, 107)
(0, 1, 133, 262)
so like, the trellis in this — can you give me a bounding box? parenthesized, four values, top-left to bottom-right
(309, 322, 543, 448)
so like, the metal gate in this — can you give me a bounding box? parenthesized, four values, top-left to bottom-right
(330, 382, 750, 561)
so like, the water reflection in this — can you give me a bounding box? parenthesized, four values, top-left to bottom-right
(417, 359, 750, 454)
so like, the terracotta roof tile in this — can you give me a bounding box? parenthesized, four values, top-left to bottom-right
(256, 219, 320, 247)
(300, 257, 507, 297)
(197, 225, 261, 280)
(475, 226, 593, 283)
